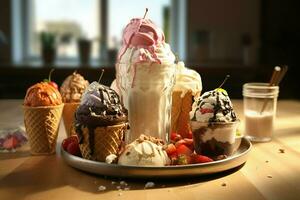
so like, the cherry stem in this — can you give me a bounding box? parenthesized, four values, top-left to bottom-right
(48, 69, 55, 82)
(218, 75, 230, 88)
(143, 8, 149, 19)
(98, 69, 105, 83)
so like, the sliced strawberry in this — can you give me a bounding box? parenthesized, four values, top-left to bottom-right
(175, 139, 194, 151)
(183, 138, 194, 149)
(200, 108, 214, 114)
(170, 132, 182, 142)
(67, 141, 81, 156)
(187, 131, 193, 139)
(3, 136, 19, 149)
(191, 153, 213, 164)
(166, 143, 177, 156)
(176, 144, 192, 156)
(62, 136, 78, 150)
(175, 139, 186, 148)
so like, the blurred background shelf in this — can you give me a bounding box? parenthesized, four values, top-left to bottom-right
(0, 62, 295, 99)
(0, 0, 299, 99)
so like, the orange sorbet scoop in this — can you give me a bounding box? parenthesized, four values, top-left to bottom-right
(24, 82, 62, 107)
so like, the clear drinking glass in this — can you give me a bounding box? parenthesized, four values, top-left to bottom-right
(117, 62, 176, 143)
(243, 83, 279, 142)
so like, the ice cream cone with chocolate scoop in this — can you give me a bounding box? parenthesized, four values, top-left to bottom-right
(171, 61, 202, 138)
(23, 82, 63, 155)
(60, 72, 89, 137)
(74, 82, 128, 162)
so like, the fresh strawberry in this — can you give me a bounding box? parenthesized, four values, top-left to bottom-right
(175, 139, 194, 151)
(166, 143, 177, 156)
(170, 132, 182, 142)
(187, 131, 193, 139)
(183, 138, 194, 151)
(191, 153, 213, 164)
(177, 154, 192, 165)
(200, 108, 214, 114)
(176, 144, 192, 156)
(174, 139, 185, 148)
(67, 141, 81, 156)
(3, 136, 19, 149)
(62, 136, 78, 150)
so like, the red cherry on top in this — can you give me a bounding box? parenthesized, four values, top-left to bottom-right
(44, 68, 58, 89)
(48, 81, 58, 89)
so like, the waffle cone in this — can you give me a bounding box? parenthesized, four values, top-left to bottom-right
(62, 102, 79, 137)
(23, 104, 64, 155)
(171, 91, 200, 138)
(171, 91, 183, 133)
(78, 123, 127, 162)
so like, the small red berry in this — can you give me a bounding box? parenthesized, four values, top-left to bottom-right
(191, 153, 213, 164)
(3, 136, 19, 149)
(62, 136, 78, 150)
(200, 108, 214, 114)
(67, 142, 81, 156)
(187, 131, 193, 139)
(170, 132, 182, 142)
(176, 144, 192, 156)
(166, 143, 177, 156)
(48, 81, 58, 89)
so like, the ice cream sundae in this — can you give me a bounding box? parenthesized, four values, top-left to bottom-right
(190, 82, 238, 158)
(115, 10, 176, 143)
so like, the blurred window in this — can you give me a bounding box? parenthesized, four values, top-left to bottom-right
(25, 0, 172, 62)
(28, 0, 100, 59)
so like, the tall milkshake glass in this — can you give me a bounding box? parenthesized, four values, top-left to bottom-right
(116, 18, 176, 143)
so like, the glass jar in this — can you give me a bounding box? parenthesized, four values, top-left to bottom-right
(243, 83, 279, 142)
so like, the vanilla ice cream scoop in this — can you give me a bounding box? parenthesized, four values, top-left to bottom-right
(60, 72, 89, 103)
(118, 135, 170, 166)
(173, 61, 202, 97)
(190, 88, 237, 123)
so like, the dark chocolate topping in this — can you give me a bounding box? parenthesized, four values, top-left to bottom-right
(75, 82, 128, 127)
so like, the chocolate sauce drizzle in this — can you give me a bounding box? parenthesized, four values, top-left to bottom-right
(192, 90, 237, 123)
(74, 82, 128, 155)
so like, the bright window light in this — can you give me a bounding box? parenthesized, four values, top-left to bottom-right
(28, 0, 100, 59)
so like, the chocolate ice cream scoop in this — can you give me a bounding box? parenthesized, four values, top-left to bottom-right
(75, 82, 127, 127)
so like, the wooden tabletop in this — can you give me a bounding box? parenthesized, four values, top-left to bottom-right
(0, 99, 299, 200)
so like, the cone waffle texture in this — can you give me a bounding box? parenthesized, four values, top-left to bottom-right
(23, 104, 63, 155)
(171, 91, 196, 138)
(62, 102, 79, 137)
(79, 123, 127, 162)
